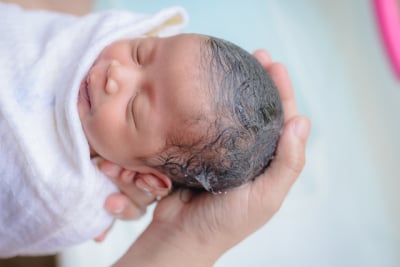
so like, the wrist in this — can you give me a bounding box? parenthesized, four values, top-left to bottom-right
(113, 221, 220, 267)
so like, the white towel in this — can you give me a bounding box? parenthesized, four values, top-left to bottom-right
(0, 3, 187, 257)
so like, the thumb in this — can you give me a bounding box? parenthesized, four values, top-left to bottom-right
(254, 116, 311, 207)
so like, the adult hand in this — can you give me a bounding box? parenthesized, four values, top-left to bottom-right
(113, 50, 311, 267)
(94, 161, 164, 242)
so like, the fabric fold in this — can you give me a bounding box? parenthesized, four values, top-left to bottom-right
(0, 3, 187, 257)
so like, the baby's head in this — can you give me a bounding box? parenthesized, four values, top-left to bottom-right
(153, 36, 284, 192)
(78, 33, 283, 193)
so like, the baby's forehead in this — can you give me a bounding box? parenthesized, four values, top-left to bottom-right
(169, 105, 214, 141)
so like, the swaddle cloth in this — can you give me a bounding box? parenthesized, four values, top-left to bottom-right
(0, 3, 187, 257)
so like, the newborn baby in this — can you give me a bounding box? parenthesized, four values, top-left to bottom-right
(79, 34, 283, 194)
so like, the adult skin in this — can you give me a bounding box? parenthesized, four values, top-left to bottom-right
(101, 50, 311, 266)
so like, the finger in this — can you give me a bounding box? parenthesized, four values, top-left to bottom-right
(113, 175, 157, 209)
(99, 160, 156, 210)
(99, 160, 124, 179)
(253, 116, 310, 208)
(253, 49, 272, 67)
(267, 63, 297, 122)
(104, 193, 147, 220)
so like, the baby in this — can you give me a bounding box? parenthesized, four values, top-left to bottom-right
(0, 2, 282, 257)
(80, 34, 283, 194)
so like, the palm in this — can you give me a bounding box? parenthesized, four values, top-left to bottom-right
(152, 184, 269, 244)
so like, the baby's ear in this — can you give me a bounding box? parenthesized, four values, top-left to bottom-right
(135, 172, 172, 198)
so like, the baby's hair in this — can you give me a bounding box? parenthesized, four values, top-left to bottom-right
(152, 35, 283, 193)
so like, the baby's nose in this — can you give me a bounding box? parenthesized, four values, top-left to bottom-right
(106, 60, 141, 94)
(105, 60, 123, 94)
(105, 61, 142, 95)
(105, 60, 121, 94)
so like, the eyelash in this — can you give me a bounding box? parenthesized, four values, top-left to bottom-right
(128, 95, 136, 127)
(135, 41, 141, 66)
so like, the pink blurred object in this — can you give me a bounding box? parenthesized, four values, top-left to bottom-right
(373, 0, 400, 79)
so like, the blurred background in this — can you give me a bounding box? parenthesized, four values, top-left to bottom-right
(2, 0, 399, 266)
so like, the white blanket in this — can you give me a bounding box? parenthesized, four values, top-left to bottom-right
(0, 3, 187, 257)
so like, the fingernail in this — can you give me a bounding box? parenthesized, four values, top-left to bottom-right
(136, 179, 151, 193)
(111, 205, 124, 215)
(293, 117, 310, 140)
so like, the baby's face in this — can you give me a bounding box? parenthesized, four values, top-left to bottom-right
(78, 34, 211, 170)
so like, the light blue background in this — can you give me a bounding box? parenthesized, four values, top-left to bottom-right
(60, 1, 400, 266)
